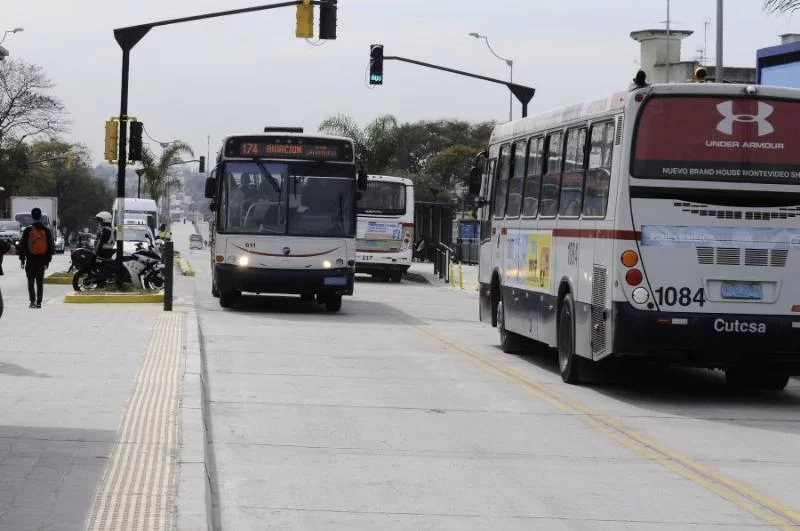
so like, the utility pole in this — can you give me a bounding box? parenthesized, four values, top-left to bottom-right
(666, 0, 671, 83)
(716, 0, 724, 82)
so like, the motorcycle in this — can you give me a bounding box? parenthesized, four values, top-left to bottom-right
(71, 243, 165, 292)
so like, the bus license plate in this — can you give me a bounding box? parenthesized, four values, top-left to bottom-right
(324, 276, 348, 286)
(721, 282, 763, 300)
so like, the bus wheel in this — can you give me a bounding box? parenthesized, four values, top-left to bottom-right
(497, 296, 523, 353)
(725, 368, 790, 391)
(300, 293, 315, 302)
(212, 282, 219, 298)
(390, 271, 402, 283)
(558, 293, 583, 384)
(324, 295, 342, 312)
(219, 290, 239, 309)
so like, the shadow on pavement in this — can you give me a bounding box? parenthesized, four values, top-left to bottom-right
(0, 362, 50, 378)
(0, 425, 115, 530)
(215, 293, 429, 327)
(503, 338, 800, 435)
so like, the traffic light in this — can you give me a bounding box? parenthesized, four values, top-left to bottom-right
(199, 156, 206, 174)
(129, 121, 143, 161)
(319, 0, 337, 40)
(369, 44, 384, 85)
(295, 0, 313, 39)
(104, 119, 119, 163)
(64, 152, 74, 171)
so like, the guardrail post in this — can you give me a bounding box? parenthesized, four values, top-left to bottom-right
(444, 249, 451, 284)
(164, 240, 173, 312)
(458, 261, 463, 290)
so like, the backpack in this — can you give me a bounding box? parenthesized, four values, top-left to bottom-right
(28, 226, 48, 256)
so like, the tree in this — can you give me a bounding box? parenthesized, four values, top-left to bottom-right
(392, 120, 493, 175)
(138, 141, 194, 208)
(763, 0, 800, 13)
(0, 60, 68, 148)
(318, 114, 398, 173)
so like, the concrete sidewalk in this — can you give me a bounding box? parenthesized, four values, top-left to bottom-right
(407, 261, 479, 296)
(0, 249, 198, 531)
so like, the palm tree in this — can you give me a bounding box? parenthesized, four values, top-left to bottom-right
(318, 114, 398, 173)
(764, 0, 800, 13)
(138, 141, 194, 214)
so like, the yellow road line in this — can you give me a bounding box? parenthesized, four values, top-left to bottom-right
(413, 324, 800, 530)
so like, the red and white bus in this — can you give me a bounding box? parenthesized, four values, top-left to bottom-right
(471, 76, 800, 390)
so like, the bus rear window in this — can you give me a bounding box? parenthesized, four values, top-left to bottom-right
(632, 96, 800, 185)
(357, 181, 407, 215)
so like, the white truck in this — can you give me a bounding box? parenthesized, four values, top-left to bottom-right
(12, 196, 58, 231)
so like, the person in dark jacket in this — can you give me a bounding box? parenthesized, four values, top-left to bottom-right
(18, 208, 54, 309)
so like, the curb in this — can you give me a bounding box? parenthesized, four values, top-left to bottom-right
(63, 291, 164, 303)
(175, 308, 214, 531)
(44, 275, 73, 285)
(176, 257, 195, 277)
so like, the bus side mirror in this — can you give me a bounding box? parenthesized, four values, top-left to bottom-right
(204, 177, 217, 199)
(357, 168, 368, 191)
(468, 166, 482, 196)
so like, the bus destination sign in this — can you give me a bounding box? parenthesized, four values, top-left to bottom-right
(228, 137, 352, 162)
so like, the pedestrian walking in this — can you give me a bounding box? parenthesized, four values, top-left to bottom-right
(18, 208, 54, 309)
(0, 237, 13, 275)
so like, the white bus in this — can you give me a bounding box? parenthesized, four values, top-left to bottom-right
(355, 175, 415, 282)
(471, 74, 800, 390)
(205, 131, 366, 311)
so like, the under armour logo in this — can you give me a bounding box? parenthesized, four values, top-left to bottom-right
(716, 100, 774, 137)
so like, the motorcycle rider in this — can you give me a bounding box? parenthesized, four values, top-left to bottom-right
(158, 223, 171, 241)
(95, 211, 116, 259)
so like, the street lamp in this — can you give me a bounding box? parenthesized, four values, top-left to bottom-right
(0, 27, 24, 46)
(469, 32, 513, 121)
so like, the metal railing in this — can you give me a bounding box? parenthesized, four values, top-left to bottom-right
(433, 242, 453, 283)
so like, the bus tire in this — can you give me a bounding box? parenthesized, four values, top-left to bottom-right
(324, 295, 342, 312)
(558, 293, 583, 384)
(300, 293, 315, 302)
(390, 271, 402, 283)
(212, 283, 219, 298)
(497, 295, 523, 353)
(725, 368, 790, 391)
(219, 290, 239, 309)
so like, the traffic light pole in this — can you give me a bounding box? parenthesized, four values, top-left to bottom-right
(383, 55, 535, 118)
(112, 0, 336, 290)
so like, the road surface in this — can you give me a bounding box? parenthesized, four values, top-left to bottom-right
(169, 223, 800, 531)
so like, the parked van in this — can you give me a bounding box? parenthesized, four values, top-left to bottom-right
(112, 198, 158, 235)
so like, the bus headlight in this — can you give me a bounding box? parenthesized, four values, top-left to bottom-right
(632, 287, 649, 304)
(238, 256, 249, 267)
(322, 260, 332, 269)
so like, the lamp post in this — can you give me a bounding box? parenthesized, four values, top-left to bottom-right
(716, 0, 723, 83)
(0, 27, 23, 46)
(469, 32, 513, 121)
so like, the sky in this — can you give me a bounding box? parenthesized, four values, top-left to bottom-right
(2, 0, 799, 166)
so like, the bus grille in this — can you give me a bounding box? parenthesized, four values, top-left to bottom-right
(696, 247, 788, 267)
(591, 265, 607, 356)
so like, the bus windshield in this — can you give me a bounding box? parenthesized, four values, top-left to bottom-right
(221, 160, 355, 238)
(357, 181, 407, 215)
(632, 96, 800, 185)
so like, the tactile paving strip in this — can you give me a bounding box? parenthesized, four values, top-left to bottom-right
(86, 311, 184, 531)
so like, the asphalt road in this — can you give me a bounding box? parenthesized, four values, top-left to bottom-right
(172, 223, 800, 530)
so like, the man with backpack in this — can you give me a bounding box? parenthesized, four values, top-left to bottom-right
(18, 208, 54, 309)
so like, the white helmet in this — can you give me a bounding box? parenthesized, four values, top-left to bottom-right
(95, 211, 112, 224)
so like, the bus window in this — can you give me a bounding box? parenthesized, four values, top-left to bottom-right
(559, 127, 587, 218)
(505, 140, 527, 218)
(492, 145, 511, 218)
(583, 122, 615, 218)
(539, 132, 563, 218)
(480, 159, 496, 241)
(521, 137, 544, 217)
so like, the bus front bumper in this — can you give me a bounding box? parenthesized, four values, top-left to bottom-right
(611, 302, 800, 368)
(215, 264, 354, 296)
